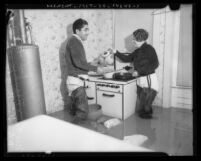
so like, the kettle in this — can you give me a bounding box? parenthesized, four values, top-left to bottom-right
(102, 49, 114, 65)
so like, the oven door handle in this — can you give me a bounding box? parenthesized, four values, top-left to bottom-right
(87, 96, 94, 100)
(102, 93, 115, 97)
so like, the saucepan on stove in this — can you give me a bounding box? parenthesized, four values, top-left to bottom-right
(113, 72, 134, 80)
(103, 66, 133, 79)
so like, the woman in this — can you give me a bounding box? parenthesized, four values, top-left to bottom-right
(114, 29, 159, 119)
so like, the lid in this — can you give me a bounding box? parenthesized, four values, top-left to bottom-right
(113, 72, 135, 80)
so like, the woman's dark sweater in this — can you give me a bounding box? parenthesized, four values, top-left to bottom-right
(115, 42, 159, 76)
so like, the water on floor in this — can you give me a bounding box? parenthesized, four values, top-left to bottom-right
(48, 106, 193, 156)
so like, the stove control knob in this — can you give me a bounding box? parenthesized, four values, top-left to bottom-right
(115, 86, 120, 88)
(111, 85, 115, 88)
(101, 84, 105, 87)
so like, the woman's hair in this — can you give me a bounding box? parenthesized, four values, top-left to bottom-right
(133, 29, 149, 42)
(72, 18, 88, 34)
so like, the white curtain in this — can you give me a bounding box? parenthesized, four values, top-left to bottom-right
(152, 6, 180, 108)
(176, 5, 192, 87)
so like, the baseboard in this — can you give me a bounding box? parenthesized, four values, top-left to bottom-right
(171, 87, 192, 110)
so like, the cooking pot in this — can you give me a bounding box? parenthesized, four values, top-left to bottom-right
(103, 66, 128, 79)
(113, 72, 134, 80)
(87, 104, 102, 121)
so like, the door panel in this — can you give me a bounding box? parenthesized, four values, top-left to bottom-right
(97, 90, 123, 119)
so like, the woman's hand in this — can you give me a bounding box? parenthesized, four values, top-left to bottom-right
(112, 48, 117, 54)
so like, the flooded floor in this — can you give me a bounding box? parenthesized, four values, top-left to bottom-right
(48, 106, 193, 156)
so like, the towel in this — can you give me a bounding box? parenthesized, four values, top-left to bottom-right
(124, 134, 148, 146)
(66, 76, 84, 96)
(104, 118, 121, 129)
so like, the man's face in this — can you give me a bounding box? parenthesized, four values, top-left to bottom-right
(76, 25, 89, 41)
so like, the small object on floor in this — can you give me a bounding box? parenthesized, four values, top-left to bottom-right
(104, 118, 121, 129)
(124, 135, 148, 146)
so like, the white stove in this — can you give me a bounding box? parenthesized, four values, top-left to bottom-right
(86, 77, 137, 120)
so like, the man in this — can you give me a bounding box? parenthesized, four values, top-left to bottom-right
(114, 29, 159, 119)
(65, 18, 105, 123)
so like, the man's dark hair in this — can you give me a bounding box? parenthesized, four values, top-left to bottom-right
(133, 29, 149, 42)
(72, 18, 88, 34)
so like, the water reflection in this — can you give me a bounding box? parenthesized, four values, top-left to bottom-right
(124, 114, 156, 148)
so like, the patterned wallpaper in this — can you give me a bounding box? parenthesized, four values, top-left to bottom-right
(6, 9, 113, 124)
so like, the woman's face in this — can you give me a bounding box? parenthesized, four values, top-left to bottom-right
(132, 37, 145, 48)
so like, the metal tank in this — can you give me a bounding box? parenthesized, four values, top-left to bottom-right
(8, 44, 46, 121)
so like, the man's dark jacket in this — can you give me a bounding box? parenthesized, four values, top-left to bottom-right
(65, 35, 97, 77)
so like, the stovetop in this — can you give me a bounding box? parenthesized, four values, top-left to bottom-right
(98, 77, 137, 82)
(87, 76, 137, 85)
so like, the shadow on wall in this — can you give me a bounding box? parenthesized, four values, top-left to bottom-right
(124, 34, 136, 53)
(59, 23, 73, 110)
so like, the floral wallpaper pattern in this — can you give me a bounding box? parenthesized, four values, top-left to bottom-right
(6, 9, 113, 124)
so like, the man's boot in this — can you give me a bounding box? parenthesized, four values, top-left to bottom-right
(71, 86, 89, 124)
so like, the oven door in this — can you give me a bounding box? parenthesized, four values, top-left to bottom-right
(97, 90, 123, 119)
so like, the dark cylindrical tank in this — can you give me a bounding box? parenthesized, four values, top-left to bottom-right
(8, 44, 46, 121)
